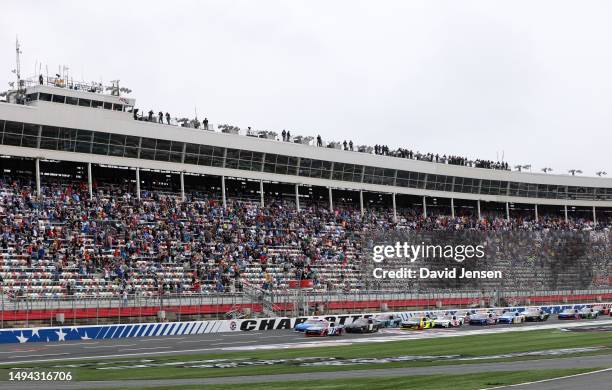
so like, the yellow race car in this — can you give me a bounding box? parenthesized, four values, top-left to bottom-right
(400, 316, 434, 330)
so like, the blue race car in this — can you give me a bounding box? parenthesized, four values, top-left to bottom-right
(469, 312, 498, 325)
(497, 311, 525, 324)
(294, 318, 326, 332)
(558, 309, 581, 320)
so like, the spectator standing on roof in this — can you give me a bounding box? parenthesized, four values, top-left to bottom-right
(349, 140, 353, 151)
(39, 74, 44, 85)
(203, 117, 209, 130)
(148, 110, 154, 121)
(317, 134, 322, 147)
(158, 111, 163, 124)
(282, 129, 287, 141)
(286, 131, 291, 141)
(166, 112, 170, 124)
(343, 140, 347, 150)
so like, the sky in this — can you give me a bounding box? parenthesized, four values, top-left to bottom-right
(1, 1, 611, 176)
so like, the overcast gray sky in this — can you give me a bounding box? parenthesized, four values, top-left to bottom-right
(1, 1, 611, 176)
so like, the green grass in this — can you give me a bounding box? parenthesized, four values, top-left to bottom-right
(0, 329, 610, 382)
(94, 369, 601, 390)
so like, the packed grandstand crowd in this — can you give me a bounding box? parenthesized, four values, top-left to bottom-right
(0, 174, 609, 300)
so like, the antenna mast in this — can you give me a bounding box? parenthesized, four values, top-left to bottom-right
(15, 37, 21, 87)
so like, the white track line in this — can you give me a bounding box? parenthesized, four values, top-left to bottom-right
(481, 367, 612, 389)
(210, 340, 258, 346)
(118, 346, 172, 352)
(84, 344, 136, 349)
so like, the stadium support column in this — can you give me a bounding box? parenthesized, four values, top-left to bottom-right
(87, 162, 93, 199)
(135, 168, 141, 200)
(477, 199, 481, 220)
(534, 204, 538, 221)
(221, 176, 227, 208)
(180, 172, 185, 201)
(392, 193, 397, 222)
(564, 204, 568, 223)
(260, 180, 264, 208)
(593, 206, 597, 225)
(505, 202, 510, 221)
(360, 190, 364, 216)
(35, 158, 41, 198)
(295, 184, 300, 211)
(328, 187, 333, 212)
(422, 196, 427, 218)
(450, 198, 455, 218)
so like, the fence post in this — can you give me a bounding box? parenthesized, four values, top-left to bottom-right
(178, 294, 182, 323)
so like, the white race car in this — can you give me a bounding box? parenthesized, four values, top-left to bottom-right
(432, 315, 464, 328)
(497, 311, 525, 324)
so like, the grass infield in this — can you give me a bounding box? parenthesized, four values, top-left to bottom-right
(0, 329, 610, 381)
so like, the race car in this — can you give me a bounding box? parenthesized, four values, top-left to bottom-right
(456, 311, 472, 323)
(497, 311, 525, 324)
(432, 314, 464, 328)
(522, 308, 550, 322)
(469, 312, 498, 325)
(400, 316, 434, 330)
(304, 320, 345, 337)
(558, 309, 581, 320)
(591, 305, 610, 316)
(345, 317, 380, 333)
(373, 314, 402, 328)
(578, 307, 599, 319)
(294, 318, 326, 332)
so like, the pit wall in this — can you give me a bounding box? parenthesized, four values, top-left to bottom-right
(0, 302, 609, 344)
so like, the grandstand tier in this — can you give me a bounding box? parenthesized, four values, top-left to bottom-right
(0, 72, 610, 303)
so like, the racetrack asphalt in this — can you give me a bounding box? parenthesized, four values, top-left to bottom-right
(0, 317, 611, 365)
(1, 317, 610, 365)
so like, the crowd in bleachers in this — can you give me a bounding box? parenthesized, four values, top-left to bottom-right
(374, 145, 510, 170)
(0, 175, 609, 300)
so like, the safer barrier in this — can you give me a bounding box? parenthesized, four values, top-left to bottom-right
(0, 302, 608, 344)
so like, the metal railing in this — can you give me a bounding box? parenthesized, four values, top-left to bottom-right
(2, 288, 610, 329)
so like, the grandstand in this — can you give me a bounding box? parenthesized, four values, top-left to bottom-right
(0, 63, 611, 326)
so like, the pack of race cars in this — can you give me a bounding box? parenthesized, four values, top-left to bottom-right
(293, 305, 611, 336)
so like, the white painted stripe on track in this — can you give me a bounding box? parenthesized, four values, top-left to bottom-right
(118, 346, 172, 352)
(481, 367, 612, 389)
(6, 353, 69, 359)
(137, 337, 186, 342)
(210, 340, 258, 346)
(83, 344, 136, 349)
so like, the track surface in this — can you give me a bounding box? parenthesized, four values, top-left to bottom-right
(0, 318, 610, 389)
(0, 317, 608, 365)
